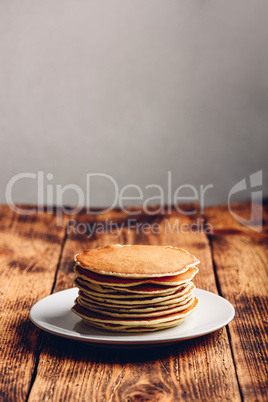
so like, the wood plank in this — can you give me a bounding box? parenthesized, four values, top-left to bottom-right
(28, 208, 241, 401)
(0, 205, 67, 402)
(204, 201, 264, 234)
(205, 203, 268, 401)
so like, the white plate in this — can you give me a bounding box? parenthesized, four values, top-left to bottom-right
(30, 288, 235, 346)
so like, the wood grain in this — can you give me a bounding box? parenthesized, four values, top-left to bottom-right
(1, 202, 266, 401)
(205, 203, 268, 401)
(0, 206, 67, 402)
(28, 207, 241, 402)
(204, 201, 264, 234)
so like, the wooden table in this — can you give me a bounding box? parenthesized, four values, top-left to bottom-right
(0, 202, 267, 401)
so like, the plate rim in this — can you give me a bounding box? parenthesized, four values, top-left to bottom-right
(30, 288, 235, 346)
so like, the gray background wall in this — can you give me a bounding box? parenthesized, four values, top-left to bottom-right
(0, 0, 267, 208)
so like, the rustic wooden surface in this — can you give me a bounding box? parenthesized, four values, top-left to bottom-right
(0, 202, 267, 401)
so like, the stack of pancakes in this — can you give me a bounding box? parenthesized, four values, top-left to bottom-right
(72, 244, 200, 332)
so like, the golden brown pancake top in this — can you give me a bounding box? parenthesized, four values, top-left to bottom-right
(75, 244, 199, 278)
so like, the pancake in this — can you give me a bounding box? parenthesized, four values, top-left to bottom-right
(77, 283, 195, 304)
(77, 284, 195, 310)
(74, 264, 199, 287)
(77, 293, 194, 314)
(72, 245, 200, 332)
(80, 319, 186, 332)
(75, 244, 199, 278)
(74, 276, 189, 296)
(71, 297, 199, 329)
(77, 295, 195, 318)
